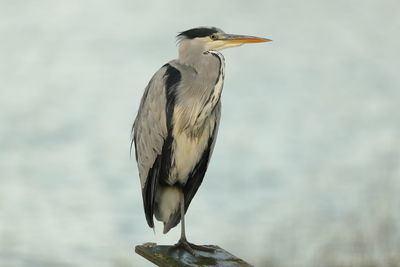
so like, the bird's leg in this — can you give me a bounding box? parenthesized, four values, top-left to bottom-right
(174, 192, 215, 255)
(179, 192, 187, 241)
(175, 193, 195, 255)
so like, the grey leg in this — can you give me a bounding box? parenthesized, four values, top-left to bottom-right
(180, 192, 187, 241)
(174, 192, 215, 255)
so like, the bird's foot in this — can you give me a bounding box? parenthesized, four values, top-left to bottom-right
(174, 238, 215, 256)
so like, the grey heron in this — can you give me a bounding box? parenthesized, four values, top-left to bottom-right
(131, 26, 271, 253)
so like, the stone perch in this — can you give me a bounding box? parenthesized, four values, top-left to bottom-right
(135, 243, 253, 267)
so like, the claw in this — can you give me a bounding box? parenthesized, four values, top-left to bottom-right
(174, 239, 196, 255)
(174, 238, 215, 256)
(173, 194, 215, 256)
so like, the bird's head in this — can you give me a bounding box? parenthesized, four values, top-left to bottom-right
(177, 26, 271, 52)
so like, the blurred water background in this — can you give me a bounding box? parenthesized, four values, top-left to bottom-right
(1, 0, 400, 266)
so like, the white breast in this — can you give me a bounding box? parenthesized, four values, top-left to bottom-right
(165, 51, 224, 185)
(167, 116, 215, 185)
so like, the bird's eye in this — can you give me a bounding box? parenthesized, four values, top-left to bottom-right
(210, 34, 218, 40)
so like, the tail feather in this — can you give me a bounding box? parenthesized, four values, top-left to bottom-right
(154, 185, 182, 233)
(163, 210, 181, 234)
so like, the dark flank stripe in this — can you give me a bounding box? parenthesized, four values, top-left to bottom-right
(164, 64, 181, 130)
(160, 64, 181, 184)
(177, 27, 219, 39)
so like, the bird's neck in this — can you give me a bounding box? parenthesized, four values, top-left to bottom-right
(178, 40, 206, 68)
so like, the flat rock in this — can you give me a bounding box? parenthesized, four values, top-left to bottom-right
(135, 244, 252, 267)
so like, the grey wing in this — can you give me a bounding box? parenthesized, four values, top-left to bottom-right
(132, 66, 169, 228)
(132, 66, 168, 187)
(132, 63, 181, 228)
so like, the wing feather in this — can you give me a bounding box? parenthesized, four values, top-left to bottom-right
(132, 63, 181, 228)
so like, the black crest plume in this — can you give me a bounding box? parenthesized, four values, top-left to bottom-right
(177, 27, 219, 39)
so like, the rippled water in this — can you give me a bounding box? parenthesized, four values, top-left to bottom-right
(1, 0, 400, 266)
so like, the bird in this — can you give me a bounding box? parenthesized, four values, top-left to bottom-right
(131, 26, 271, 254)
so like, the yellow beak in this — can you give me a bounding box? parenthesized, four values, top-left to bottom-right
(222, 33, 272, 44)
